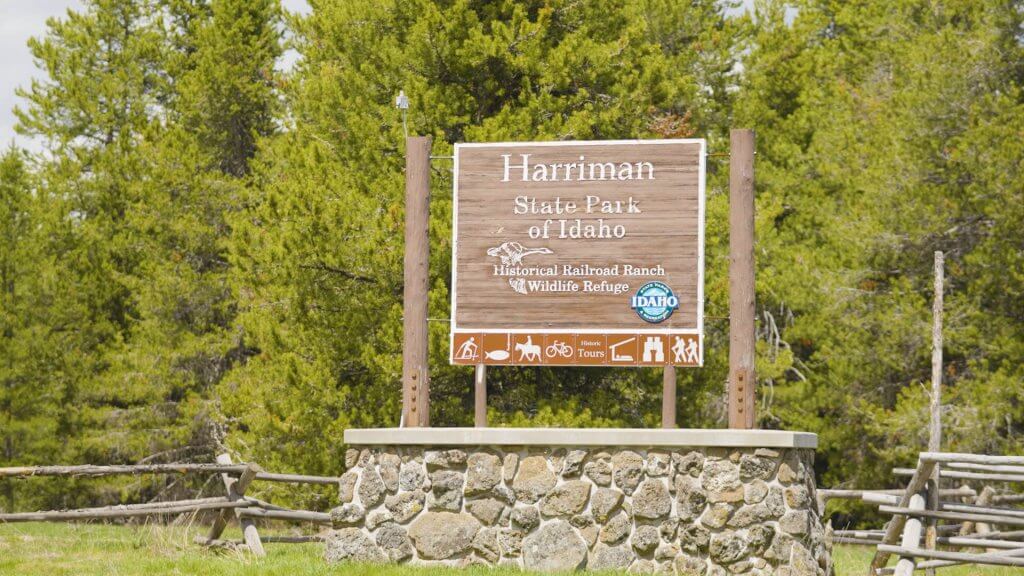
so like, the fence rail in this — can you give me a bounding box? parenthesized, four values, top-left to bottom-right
(0, 455, 345, 557)
(819, 452, 1024, 575)
(0, 463, 250, 478)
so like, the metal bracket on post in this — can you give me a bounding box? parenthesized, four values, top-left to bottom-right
(408, 371, 419, 426)
(395, 90, 409, 137)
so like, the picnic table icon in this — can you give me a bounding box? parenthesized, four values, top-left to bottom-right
(608, 337, 635, 362)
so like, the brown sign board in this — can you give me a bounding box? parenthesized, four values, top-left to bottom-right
(450, 140, 705, 367)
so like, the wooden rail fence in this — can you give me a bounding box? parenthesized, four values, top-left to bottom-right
(818, 452, 1024, 574)
(0, 453, 343, 557)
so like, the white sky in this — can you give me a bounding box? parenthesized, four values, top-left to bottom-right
(0, 0, 758, 151)
(0, 0, 310, 150)
(0, 0, 81, 150)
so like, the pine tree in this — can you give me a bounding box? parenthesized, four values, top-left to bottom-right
(176, 0, 281, 176)
(224, 0, 748, 474)
(6, 0, 281, 505)
(0, 149, 58, 510)
(734, 0, 1024, 502)
(5, 0, 1021, 526)
(13, 0, 168, 474)
(93, 0, 282, 467)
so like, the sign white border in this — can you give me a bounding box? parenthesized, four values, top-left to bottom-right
(449, 139, 707, 364)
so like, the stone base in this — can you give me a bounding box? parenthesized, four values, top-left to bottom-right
(326, 429, 831, 575)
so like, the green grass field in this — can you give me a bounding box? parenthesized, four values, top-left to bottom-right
(0, 523, 1016, 576)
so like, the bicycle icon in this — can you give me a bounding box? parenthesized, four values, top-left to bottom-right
(545, 340, 573, 358)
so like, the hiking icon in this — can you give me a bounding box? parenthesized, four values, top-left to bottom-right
(671, 336, 699, 364)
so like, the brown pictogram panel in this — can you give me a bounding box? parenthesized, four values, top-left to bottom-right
(637, 334, 670, 366)
(575, 334, 607, 365)
(511, 333, 545, 365)
(606, 335, 639, 366)
(453, 331, 700, 367)
(452, 332, 482, 364)
(668, 334, 702, 366)
(542, 334, 577, 365)
(481, 333, 513, 365)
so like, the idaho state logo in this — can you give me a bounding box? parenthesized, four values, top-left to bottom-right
(630, 281, 678, 323)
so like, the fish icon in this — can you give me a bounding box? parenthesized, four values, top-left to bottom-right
(485, 350, 510, 361)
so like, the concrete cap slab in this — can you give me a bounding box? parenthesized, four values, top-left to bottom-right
(344, 428, 817, 449)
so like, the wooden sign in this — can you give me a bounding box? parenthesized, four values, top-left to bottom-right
(450, 140, 705, 367)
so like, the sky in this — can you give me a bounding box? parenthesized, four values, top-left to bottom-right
(0, 0, 759, 151)
(0, 0, 82, 150)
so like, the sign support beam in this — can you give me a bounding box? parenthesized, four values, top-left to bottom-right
(662, 365, 677, 428)
(728, 129, 756, 429)
(474, 364, 487, 427)
(403, 136, 432, 427)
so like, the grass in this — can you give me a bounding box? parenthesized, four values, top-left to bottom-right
(0, 522, 1018, 576)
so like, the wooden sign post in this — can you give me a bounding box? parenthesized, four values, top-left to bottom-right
(474, 364, 487, 427)
(402, 136, 432, 427)
(728, 129, 756, 429)
(663, 365, 677, 428)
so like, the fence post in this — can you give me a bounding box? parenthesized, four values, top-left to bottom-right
(928, 251, 943, 452)
(207, 453, 264, 556)
(924, 478, 939, 576)
(893, 492, 926, 576)
(924, 252, 944, 575)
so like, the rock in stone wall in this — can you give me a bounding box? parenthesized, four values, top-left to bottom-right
(324, 445, 832, 575)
